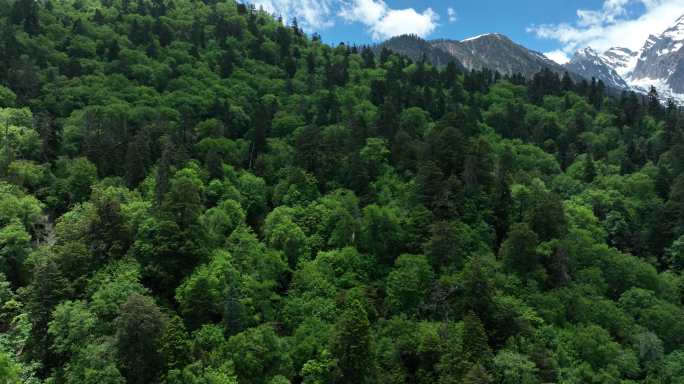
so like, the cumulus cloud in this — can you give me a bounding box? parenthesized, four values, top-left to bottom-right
(529, 0, 684, 56)
(544, 50, 571, 64)
(448, 7, 457, 22)
(253, 0, 442, 40)
(339, 0, 439, 40)
(252, 0, 336, 31)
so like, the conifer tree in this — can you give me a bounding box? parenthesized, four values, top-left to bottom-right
(159, 315, 190, 371)
(331, 299, 373, 384)
(583, 155, 597, 183)
(462, 311, 492, 367)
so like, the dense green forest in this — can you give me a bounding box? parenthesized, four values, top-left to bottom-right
(1, 0, 684, 383)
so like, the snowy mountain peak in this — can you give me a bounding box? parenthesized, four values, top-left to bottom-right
(565, 47, 629, 90)
(575, 47, 599, 57)
(460, 33, 505, 43)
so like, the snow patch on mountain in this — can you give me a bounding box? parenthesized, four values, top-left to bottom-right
(461, 33, 499, 43)
(602, 47, 639, 78)
(630, 77, 684, 104)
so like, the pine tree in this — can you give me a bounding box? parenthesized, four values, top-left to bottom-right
(125, 130, 150, 188)
(648, 86, 662, 118)
(205, 147, 223, 180)
(462, 363, 491, 384)
(155, 147, 172, 207)
(331, 299, 373, 384)
(500, 223, 540, 277)
(493, 148, 513, 248)
(115, 294, 166, 384)
(561, 72, 573, 92)
(664, 99, 679, 146)
(361, 47, 375, 68)
(462, 311, 492, 366)
(583, 155, 597, 183)
(159, 315, 190, 371)
(656, 165, 672, 200)
(223, 280, 246, 336)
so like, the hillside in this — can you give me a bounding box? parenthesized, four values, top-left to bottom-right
(1, 1, 684, 384)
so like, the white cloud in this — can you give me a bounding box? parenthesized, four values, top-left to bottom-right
(529, 0, 684, 56)
(447, 7, 457, 22)
(544, 50, 571, 64)
(252, 0, 336, 31)
(253, 0, 442, 40)
(339, 0, 439, 40)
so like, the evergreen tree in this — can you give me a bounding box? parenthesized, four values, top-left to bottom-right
(114, 294, 166, 384)
(462, 311, 493, 367)
(159, 315, 190, 371)
(583, 155, 597, 183)
(648, 86, 662, 118)
(499, 223, 540, 277)
(656, 165, 672, 200)
(331, 299, 373, 384)
(462, 363, 491, 384)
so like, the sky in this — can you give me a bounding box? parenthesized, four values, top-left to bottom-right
(251, 0, 684, 64)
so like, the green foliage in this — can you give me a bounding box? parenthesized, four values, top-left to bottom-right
(114, 294, 166, 384)
(48, 300, 96, 356)
(385, 254, 434, 315)
(0, 349, 20, 384)
(1, 1, 684, 383)
(331, 299, 374, 384)
(226, 324, 292, 384)
(499, 223, 540, 278)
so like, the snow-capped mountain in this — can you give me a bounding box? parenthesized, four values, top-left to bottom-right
(630, 15, 684, 97)
(565, 47, 629, 90)
(565, 15, 684, 102)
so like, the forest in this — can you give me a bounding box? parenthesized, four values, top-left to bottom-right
(0, 0, 684, 383)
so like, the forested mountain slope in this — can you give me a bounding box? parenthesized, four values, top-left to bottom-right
(2, 1, 684, 383)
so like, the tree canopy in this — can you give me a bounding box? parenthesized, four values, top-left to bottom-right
(0, 0, 683, 383)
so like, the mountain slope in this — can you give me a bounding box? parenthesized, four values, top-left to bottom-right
(376, 35, 465, 69)
(378, 33, 571, 79)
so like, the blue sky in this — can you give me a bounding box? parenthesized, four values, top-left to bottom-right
(252, 0, 684, 63)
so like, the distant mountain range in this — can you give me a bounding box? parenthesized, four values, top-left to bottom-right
(376, 33, 569, 80)
(378, 15, 684, 103)
(567, 15, 684, 102)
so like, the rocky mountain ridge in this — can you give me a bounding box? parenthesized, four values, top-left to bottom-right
(377, 33, 571, 80)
